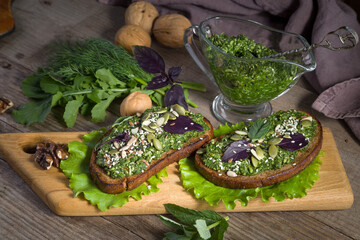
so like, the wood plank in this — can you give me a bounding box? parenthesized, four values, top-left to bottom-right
(0, 128, 353, 216)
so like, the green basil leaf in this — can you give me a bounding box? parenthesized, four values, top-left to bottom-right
(63, 95, 84, 127)
(12, 97, 52, 126)
(194, 219, 211, 239)
(95, 68, 126, 87)
(248, 118, 270, 141)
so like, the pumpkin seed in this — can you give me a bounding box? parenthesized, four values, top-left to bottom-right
(230, 134, 242, 141)
(251, 156, 259, 168)
(155, 109, 167, 114)
(269, 144, 278, 158)
(109, 149, 119, 155)
(196, 148, 206, 154)
(146, 134, 155, 143)
(168, 112, 177, 120)
(142, 125, 155, 133)
(162, 112, 170, 125)
(301, 116, 313, 122)
(149, 122, 159, 129)
(142, 119, 151, 126)
(153, 138, 163, 151)
(156, 117, 165, 126)
(142, 113, 151, 121)
(226, 170, 237, 177)
(250, 149, 262, 160)
(235, 130, 248, 135)
(268, 137, 282, 145)
(283, 133, 291, 139)
(173, 104, 186, 116)
(301, 119, 312, 127)
(113, 141, 120, 149)
(255, 147, 264, 159)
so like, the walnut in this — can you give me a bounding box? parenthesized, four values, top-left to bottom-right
(0, 97, 13, 114)
(34, 140, 69, 170)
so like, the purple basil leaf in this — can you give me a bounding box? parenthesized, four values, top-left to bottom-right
(97, 131, 130, 150)
(163, 115, 203, 134)
(164, 84, 188, 110)
(222, 140, 252, 163)
(146, 73, 170, 89)
(133, 46, 165, 74)
(168, 67, 182, 81)
(276, 132, 308, 152)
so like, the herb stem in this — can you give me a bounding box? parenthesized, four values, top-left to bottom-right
(206, 216, 229, 230)
(63, 88, 128, 97)
(179, 81, 207, 92)
(133, 76, 166, 95)
(186, 98, 198, 108)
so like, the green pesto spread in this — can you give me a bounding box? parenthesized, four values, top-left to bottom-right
(96, 106, 209, 179)
(200, 110, 317, 176)
(206, 33, 300, 105)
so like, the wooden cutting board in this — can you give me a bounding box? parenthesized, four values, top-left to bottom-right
(0, 128, 353, 216)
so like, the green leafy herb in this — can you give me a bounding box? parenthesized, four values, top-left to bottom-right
(248, 118, 271, 141)
(13, 38, 206, 128)
(60, 128, 168, 211)
(159, 203, 229, 240)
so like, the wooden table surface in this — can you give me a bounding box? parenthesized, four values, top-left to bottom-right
(0, 1, 359, 239)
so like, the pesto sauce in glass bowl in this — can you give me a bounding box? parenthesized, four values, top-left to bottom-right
(201, 110, 317, 176)
(96, 107, 209, 179)
(206, 33, 300, 105)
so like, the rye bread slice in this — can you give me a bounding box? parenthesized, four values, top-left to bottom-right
(195, 111, 323, 189)
(90, 118, 214, 194)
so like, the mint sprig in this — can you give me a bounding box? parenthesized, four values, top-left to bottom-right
(158, 203, 229, 240)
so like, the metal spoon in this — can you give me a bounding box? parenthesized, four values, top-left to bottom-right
(266, 26, 359, 58)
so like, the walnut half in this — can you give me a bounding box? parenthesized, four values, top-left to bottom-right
(0, 97, 13, 114)
(34, 140, 69, 170)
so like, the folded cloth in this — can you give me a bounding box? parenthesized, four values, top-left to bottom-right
(100, 0, 360, 140)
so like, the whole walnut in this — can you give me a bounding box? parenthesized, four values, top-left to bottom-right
(125, 1, 159, 34)
(152, 14, 192, 48)
(114, 24, 151, 54)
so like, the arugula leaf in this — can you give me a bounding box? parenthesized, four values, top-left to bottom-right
(87, 89, 107, 103)
(12, 97, 52, 126)
(91, 93, 117, 123)
(40, 76, 62, 94)
(248, 118, 270, 141)
(63, 95, 84, 127)
(22, 73, 50, 99)
(51, 91, 63, 106)
(95, 68, 126, 87)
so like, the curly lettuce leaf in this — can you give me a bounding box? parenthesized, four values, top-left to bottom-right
(179, 152, 323, 210)
(60, 129, 168, 211)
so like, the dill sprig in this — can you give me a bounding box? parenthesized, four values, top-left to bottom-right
(45, 38, 153, 83)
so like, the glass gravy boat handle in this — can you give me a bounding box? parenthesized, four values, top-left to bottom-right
(184, 26, 216, 84)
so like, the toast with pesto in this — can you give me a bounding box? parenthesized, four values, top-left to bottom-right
(90, 105, 214, 194)
(195, 110, 323, 189)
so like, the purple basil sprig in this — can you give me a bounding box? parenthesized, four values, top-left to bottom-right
(133, 46, 187, 109)
(276, 132, 308, 152)
(163, 115, 203, 134)
(222, 140, 253, 163)
(96, 130, 130, 150)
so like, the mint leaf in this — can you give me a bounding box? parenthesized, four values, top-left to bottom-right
(63, 95, 84, 127)
(194, 219, 211, 239)
(22, 74, 50, 99)
(158, 215, 185, 230)
(248, 118, 270, 141)
(95, 68, 126, 87)
(164, 204, 223, 226)
(164, 232, 191, 240)
(12, 97, 52, 126)
(210, 219, 229, 240)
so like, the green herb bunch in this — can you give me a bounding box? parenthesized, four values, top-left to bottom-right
(12, 38, 204, 127)
(159, 204, 229, 240)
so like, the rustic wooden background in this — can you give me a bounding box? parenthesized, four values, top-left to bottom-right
(0, 0, 359, 239)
